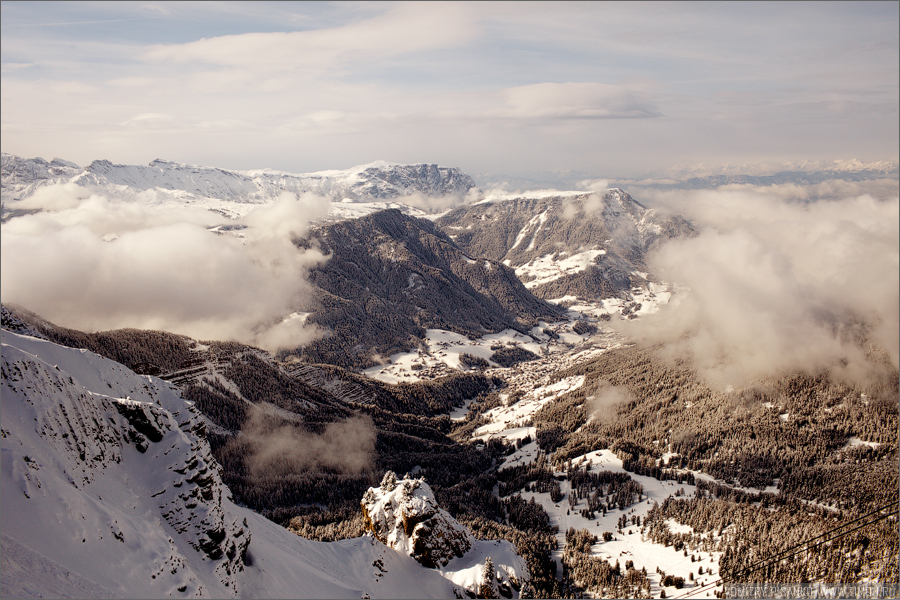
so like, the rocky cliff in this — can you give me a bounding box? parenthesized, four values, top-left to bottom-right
(361, 471, 473, 568)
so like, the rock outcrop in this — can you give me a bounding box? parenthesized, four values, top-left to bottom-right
(361, 471, 473, 568)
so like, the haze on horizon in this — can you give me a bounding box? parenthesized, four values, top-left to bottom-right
(1, 1, 897, 180)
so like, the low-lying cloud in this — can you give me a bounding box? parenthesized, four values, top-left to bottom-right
(586, 381, 632, 421)
(241, 406, 376, 477)
(1, 185, 330, 352)
(561, 193, 606, 219)
(620, 184, 899, 388)
(390, 187, 481, 214)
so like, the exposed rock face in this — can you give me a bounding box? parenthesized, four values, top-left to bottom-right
(436, 189, 696, 301)
(0, 331, 250, 590)
(0, 153, 81, 203)
(342, 163, 475, 200)
(361, 471, 473, 568)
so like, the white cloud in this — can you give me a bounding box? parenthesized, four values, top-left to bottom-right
(140, 4, 170, 16)
(619, 186, 900, 388)
(500, 82, 660, 120)
(1, 187, 330, 353)
(142, 2, 477, 73)
(242, 408, 376, 477)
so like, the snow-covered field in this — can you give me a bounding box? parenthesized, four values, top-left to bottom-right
(473, 375, 586, 438)
(500, 444, 725, 599)
(512, 249, 609, 289)
(446, 324, 727, 598)
(360, 287, 674, 385)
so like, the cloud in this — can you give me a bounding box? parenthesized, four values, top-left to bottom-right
(142, 3, 477, 74)
(561, 193, 606, 219)
(586, 382, 632, 421)
(241, 406, 376, 477)
(1, 187, 330, 352)
(619, 185, 899, 388)
(140, 4, 170, 16)
(579, 179, 610, 193)
(390, 188, 480, 214)
(501, 82, 661, 120)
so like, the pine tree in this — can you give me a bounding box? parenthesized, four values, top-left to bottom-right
(479, 556, 498, 599)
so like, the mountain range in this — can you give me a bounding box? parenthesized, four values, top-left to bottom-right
(2, 153, 685, 369)
(2, 153, 896, 599)
(0, 153, 475, 206)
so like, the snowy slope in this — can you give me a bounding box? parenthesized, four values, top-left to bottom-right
(0, 331, 491, 598)
(1, 154, 82, 202)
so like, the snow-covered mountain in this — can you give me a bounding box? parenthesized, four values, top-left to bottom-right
(1, 153, 476, 207)
(0, 328, 525, 598)
(436, 189, 694, 301)
(668, 158, 898, 178)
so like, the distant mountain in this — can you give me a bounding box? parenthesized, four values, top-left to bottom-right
(667, 158, 899, 179)
(300, 209, 567, 369)
(436, 189, 695, 301)
(0, 153, 476, 205)
(473, 159, 898, 195)
(640, 169, 900, 191)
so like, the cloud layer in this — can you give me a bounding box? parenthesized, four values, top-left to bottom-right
(1, 186, 330, 351)
(621, 184, 899, 388)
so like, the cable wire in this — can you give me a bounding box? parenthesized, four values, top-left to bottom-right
(671, 501, 899, 599)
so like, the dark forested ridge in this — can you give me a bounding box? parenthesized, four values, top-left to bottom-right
(2, 304, 194, 374)
(295, 209, 566, 369)
(538, 344, 898, 506)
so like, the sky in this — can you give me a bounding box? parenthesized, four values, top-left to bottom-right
(2, 1, 897, 178)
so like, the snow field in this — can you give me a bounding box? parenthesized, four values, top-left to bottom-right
(438, 538, 528, 595)
(473, 376, 586, 439)
(362, 327, 552, 384)
(505, 449, 725, 599)
(514, 248, 608, 289)
(361, 301, 630, 384)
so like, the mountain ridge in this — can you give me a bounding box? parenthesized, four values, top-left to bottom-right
(437, 189, 694, 301)
(299, 208, 567, 369)
(1, 152, 476, 206)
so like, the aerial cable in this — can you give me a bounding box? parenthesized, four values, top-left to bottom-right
(671, 501, 898, 599)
